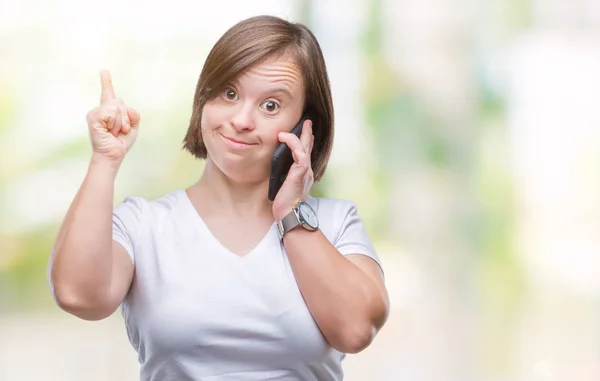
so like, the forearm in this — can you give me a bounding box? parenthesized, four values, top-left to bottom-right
(283, 228, 387, 353)
(49, 155, 119, 307)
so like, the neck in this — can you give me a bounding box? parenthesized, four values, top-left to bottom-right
(190, 157, 273, 219)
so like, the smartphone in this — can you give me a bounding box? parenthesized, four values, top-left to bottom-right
(268, 112, 313, 201)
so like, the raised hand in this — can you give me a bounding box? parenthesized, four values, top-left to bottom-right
(86, 70, 141, 166)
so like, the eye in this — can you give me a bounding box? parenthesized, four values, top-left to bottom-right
(223, 88, 238, 101)
(260, 100, 280, 113)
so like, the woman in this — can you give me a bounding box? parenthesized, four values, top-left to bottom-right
(48, 15, 389, 380)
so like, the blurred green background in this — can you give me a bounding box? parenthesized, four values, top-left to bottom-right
(1, 0, 600, 380)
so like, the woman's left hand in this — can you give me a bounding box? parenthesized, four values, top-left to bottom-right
(272, 119, 315, 222)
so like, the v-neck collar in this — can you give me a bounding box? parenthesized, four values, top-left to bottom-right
(179, 189, 277, 260)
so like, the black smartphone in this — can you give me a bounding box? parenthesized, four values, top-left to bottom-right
(268, 113, 313, 201)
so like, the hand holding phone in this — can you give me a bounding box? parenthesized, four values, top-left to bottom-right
(268, 113, 313, 201)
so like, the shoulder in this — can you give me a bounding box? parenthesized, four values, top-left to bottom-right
(113, 189, 187, 220)
(306, 195, 363, 241)
(307, 196, 380, 267)
(306, 195, 359, 220)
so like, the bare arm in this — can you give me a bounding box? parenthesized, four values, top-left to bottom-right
(48, 156, 134, 320)
(273, 122, 389, 354)
(283, 228, 390, 354)
(48, 70, 141, 320)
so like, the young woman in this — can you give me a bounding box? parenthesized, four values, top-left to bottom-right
(48, 15, 389, 381)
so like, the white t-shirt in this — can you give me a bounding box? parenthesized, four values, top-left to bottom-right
(112, 189, 382, 381)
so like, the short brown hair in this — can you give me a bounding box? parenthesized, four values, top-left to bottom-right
(182, 15, 334, 182)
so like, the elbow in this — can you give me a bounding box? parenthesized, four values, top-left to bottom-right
(51, 283, 115, 321)
(331, 323, 376, 354)
(330, 303, 389, 354)
(48, 261, 116, 321)
(337, 295, 390, 354)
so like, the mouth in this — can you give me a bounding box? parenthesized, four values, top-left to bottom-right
(220, 133, 257, 149)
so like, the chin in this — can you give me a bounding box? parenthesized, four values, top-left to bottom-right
(210, 154, 269, 184)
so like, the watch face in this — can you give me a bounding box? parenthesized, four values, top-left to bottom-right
(298, 201, 318, 229)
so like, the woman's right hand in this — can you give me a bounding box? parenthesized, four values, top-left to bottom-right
(86, 70, 141, 166)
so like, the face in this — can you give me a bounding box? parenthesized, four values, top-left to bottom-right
(200, 55, 305, 183)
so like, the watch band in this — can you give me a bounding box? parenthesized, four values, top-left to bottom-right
(276, 208, 300, 239)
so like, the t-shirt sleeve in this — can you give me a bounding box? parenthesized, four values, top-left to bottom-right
(112, 196, 144, 264)
(333, 200, 383, 272)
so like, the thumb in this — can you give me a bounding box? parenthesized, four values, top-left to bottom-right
(127, 108, 141, 128)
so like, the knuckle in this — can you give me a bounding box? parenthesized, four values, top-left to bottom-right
(97, 109, 116, 124)
(97, 105, 109, 115)
(105, 107, 118, 120)
(120, 107, 130, 121)
(86, 109, 95, 122)
(106, 109, 117, 120)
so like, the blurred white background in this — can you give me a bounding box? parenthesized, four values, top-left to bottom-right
(1, 0, 599, 380)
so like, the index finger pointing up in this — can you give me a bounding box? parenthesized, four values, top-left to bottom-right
(100, 69, 116, 104)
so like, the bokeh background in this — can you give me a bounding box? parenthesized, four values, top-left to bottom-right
(1, 0, 600, 380)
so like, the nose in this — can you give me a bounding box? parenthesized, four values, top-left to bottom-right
(231, 103, 255, 132)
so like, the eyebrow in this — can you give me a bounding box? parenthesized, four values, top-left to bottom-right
(230, 80, 295, 100)
(264, 87, 295, 99)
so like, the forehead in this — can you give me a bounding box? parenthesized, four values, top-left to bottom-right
(236, 55, 304, 94)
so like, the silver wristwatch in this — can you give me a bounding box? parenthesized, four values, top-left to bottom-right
(276, 201, 319, 239)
